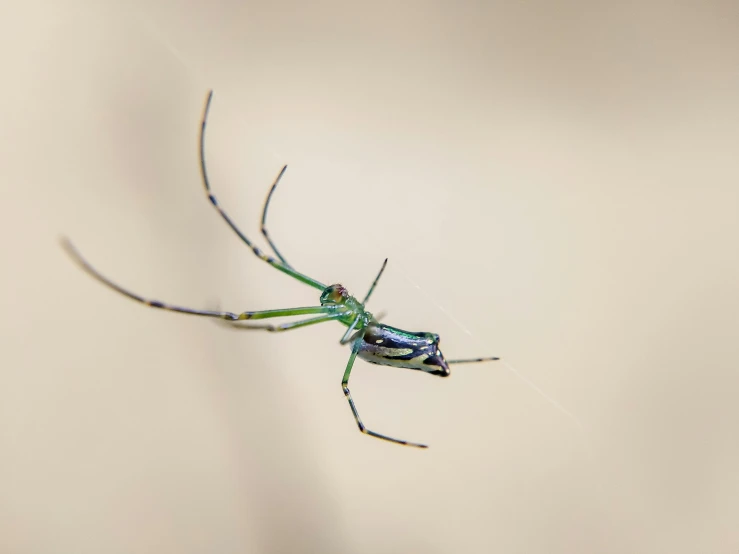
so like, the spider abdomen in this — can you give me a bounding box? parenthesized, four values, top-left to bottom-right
(356, 324, 450, 377)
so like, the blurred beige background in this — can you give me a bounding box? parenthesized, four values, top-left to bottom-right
(2, 0, 738, 552)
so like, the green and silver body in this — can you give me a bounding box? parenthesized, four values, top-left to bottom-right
(62, 90, 499, 449)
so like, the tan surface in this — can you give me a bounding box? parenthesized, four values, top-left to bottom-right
(2, 1, 739, 553)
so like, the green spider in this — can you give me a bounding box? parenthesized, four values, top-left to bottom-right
(63, 90, 499, 448)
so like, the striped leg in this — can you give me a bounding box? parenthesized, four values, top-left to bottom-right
(447, 357, 500, 364)
(199, 91, 325, 291)
(218, 313, 344, 332)
(260, 165, 291, 267)
(62, 238, 338, 321)
(362, 258, 388, 305)
(339, 315, 362, 344)
(341, 340, 428, 448)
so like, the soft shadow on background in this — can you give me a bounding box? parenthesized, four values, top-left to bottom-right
(2, 1, 738, 553)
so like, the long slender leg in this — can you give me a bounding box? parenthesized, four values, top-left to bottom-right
(447, 356, 500, 364)
(339, 315, 361, 344)
(218, 313, 344, 332)
(362, 258, 387, 305)
(342, 339, 428, 448)
(199, 91, 325, 291)
(339, 304, 385, 347)
(341, 328, 365, 347)
(62, 238, 339, 321)
(260, 165, 291, 267)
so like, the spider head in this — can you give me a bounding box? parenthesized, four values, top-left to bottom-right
(320, 284, 349, 306)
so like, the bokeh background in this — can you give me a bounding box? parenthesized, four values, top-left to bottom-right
(2, 1, 739, 552)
